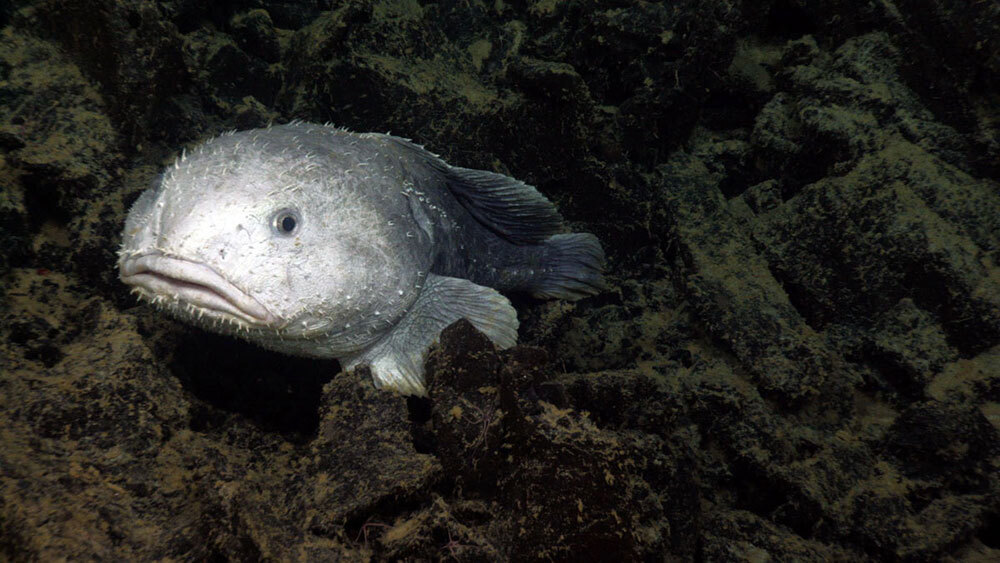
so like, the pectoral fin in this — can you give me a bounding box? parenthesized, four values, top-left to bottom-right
(340, 274, 518, 396)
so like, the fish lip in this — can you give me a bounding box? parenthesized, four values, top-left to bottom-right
(119, 251, 277, 326)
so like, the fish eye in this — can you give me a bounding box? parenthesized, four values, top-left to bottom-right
(272, 208, 301, 236)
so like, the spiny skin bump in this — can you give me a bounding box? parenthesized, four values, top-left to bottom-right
(118, 122, 605, 395)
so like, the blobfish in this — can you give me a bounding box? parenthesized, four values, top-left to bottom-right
(118, 122, 605, 395)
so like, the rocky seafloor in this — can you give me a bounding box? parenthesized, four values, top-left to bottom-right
(1, 0, 999, 560)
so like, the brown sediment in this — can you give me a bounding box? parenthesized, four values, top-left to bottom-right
(1, 0, 999, 559)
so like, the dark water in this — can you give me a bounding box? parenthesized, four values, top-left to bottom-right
(1, 0, 998, 559)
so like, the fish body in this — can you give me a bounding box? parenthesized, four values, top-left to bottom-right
(118, 122, 604, 395)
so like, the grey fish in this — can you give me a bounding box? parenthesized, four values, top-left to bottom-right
(118, 122, 605, 395)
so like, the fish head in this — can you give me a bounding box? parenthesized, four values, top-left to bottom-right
(117, 132, 386, 346)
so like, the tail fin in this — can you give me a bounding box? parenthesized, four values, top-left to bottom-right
(531, 233, 606, 300)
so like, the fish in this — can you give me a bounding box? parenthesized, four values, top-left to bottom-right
(118, 122, 605, 396)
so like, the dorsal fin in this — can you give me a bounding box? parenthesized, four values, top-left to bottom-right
(386, 136, 564, 245)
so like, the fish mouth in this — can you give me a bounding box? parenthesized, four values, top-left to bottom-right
(119, 252, 276, 327)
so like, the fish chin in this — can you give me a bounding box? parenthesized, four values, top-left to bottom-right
(119, 251, 279, 330)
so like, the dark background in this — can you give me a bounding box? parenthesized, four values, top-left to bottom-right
(1, 0, 998, 559)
